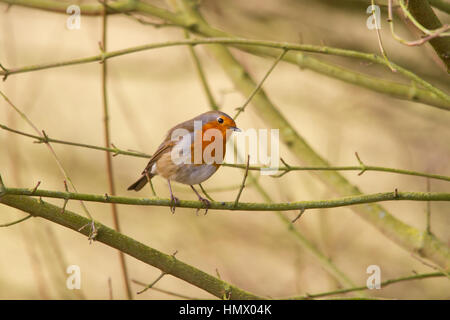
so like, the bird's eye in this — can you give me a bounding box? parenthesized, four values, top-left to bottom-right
(217, 117, 224, 124)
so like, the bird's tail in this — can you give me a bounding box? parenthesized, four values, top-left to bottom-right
(127, 174, 153, 191)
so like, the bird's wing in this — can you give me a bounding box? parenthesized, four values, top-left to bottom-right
(141, 117, 199, 175)
(141, 140, 176, 174)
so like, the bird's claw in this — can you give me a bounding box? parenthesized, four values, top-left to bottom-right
(196, 197, 211, 216)
(170, 195, 179, 214)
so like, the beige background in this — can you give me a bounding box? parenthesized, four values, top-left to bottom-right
(0, 0, 449, 299)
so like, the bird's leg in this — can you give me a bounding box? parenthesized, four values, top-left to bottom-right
(167, 180, 179, 214)
(190, 185, 211, 215)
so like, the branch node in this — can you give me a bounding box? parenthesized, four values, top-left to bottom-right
(355, 152, 367, 176)
(110, 143, 120, 157)
(61, 180, 69, 214)
(271, 157, 292, 178)
(0, 63, 10, 81)
(41, 130, 50, 143)
(222, 286, 232, 300)
(280, 157, 291, 169)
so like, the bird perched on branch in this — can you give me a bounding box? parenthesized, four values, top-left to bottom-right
(128, 111, 240, 214)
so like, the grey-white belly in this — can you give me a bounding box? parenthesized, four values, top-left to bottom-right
(153, 162, 219, 185)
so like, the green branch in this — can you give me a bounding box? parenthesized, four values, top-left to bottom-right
(285, 271, 447, 299)
(0, 37, 448, 110)
(0, 192, 262, 300)
(184, 31, 219, 110)
(2, 186, 449, 211)
(226, 163, 450, 182)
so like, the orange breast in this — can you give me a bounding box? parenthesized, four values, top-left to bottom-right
(190, 122, 227, 166)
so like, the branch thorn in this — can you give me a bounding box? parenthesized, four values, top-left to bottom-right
(292, 207, 306, 223)
(31, 181, 41, 195)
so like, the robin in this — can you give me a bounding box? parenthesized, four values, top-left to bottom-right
(127, 111, 240, 214)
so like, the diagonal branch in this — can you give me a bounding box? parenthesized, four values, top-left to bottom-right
(0, 90, 97, 241)
(0, 192, 263, 300)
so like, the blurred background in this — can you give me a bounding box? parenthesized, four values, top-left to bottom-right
(0, 0, 449, 299)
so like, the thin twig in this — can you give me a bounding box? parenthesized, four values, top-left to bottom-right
(2, 123, 449, 182)
(234, 155, 250, 207)
(0, 214, 32, 227)
(30, 181, 41, 195)
(371, 0, 396, 72)
(388, 0, 450, 47)
(0, 90, 97, 238)
(100, 0, 132, 300)
(426, 179, 431, 235)
(285, 271, 447, 299)
(184, 30, 219, 110)
(398, 0, 450, 36)
(234, 49, 287, 119)
(145, 170, 157, 197)
(136, 272, 167, 295)
(411, 254, 450, 280)
(131, 279, 204, 299)
(292, 208, 306, 223)
(199, 183, 215, 202)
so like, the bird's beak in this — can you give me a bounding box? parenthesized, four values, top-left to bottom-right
(229, 126, 241, 132)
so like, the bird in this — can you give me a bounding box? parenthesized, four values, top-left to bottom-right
(127, 110, 240, 214)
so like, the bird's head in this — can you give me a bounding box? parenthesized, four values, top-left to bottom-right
(198, 111, 240, 134)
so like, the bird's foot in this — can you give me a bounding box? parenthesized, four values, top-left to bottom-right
(170, 195, 179, 214)
(196, 196, 211, 216)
